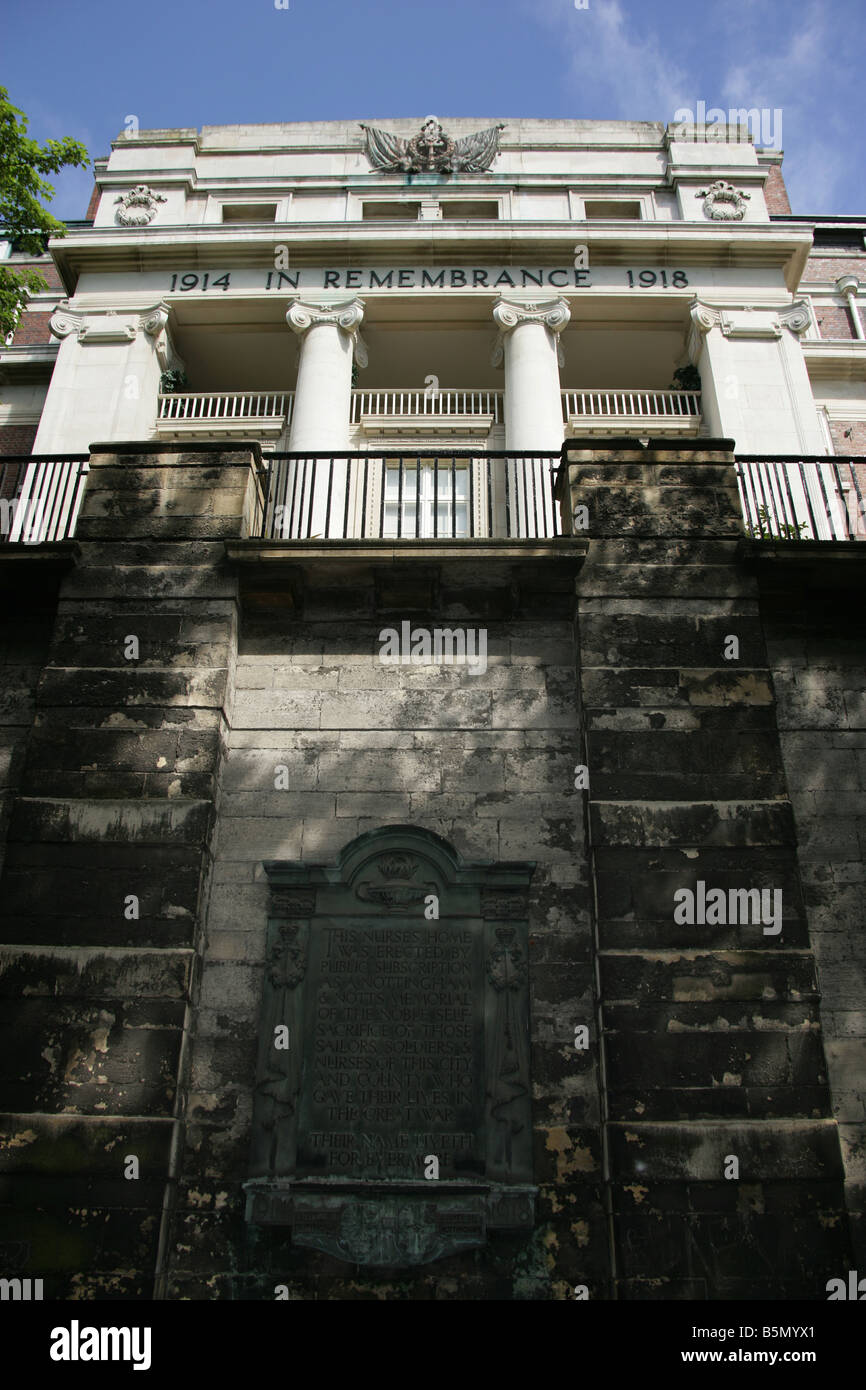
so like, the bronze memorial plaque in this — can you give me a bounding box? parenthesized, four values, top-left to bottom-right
(245, 827, 536, 1266)
(297, 919, 484, 1181)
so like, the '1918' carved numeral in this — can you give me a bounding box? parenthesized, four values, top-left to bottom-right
(625, 270, 689, 288)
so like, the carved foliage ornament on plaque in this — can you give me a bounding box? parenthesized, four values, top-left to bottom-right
(245, 826, 536, 1266)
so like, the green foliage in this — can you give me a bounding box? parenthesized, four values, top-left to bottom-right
(0, 86, 89, 339)
(671, 364, 701, 392)
(159, 369, 188, 394)
(754, 504, 809, 539)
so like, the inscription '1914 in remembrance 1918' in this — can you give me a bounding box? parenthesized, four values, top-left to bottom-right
(298, 922, 483, 1179)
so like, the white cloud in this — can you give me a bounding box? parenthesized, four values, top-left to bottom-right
(716, 3, 846, 209)
(529, 0, 694, 121)
(528, 0, 859, 212)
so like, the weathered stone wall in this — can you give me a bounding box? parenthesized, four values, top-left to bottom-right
(564, 440, 853, 1298)
(0, 440, 859, 1302)
(0, 445, 259, 1299)
(759, 566, 866, 1264)
(169, 543, 607, 1299)
(0, 568, 57, 880)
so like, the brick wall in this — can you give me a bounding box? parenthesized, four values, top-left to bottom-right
(8, 309, 54, 348)
(763, 163, 792, 215)
(0, 426, 37, 458)
(802, 254, 866, 284)
(828, 422, 866, 459)
(814, 305, 856, 340)
(3, 257, 63, 293)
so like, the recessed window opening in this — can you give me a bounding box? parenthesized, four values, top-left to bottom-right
(362, 202, 421, 220)
(439, 201, 498, 220)
(221, 204, 278, 223)
(584, 200, 642, 220)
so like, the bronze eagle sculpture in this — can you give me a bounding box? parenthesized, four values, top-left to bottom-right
(360, 117, 505, 174)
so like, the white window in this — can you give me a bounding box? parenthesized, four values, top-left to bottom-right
(382, 459, 470, 538)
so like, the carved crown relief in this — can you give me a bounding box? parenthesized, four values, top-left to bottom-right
(114, 184, 167, 226)
(696, 180, 750, 221)
(360, 116, 505, 173)
(355, 852, 437, 911)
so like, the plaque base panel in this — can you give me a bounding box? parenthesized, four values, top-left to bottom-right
(244, 1178, 537, 1266)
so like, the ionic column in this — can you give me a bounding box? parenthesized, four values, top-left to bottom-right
(491, 297, 570, 450)
(286, 298, 366, 451)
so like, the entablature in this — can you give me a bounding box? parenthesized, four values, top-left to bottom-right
(48, 222, 814, 296)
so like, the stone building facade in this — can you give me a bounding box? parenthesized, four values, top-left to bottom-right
(0, 117, 863, 1301)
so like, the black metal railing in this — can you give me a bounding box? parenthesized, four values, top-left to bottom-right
(0, 455, 90, 544)
(735, 456, 866, 541)
(259, 451, 563, 540)
(3, 449, 863, 547)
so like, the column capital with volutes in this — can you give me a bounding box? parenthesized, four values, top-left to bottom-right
(286, 298, 367, 365)
(491, 296, 571, 368)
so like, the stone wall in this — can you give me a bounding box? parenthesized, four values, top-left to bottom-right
(168, 541, 605, 1299)
(0, 561, 63, 879)
(0, 444, 259, 1299)
(564, 439, 853, 1298)
(759, 563, 866, 1264)
(0, 440, 859, 1302)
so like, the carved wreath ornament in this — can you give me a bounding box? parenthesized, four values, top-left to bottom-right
(697, 180, 750, 221)
(114, 185, 167, 227)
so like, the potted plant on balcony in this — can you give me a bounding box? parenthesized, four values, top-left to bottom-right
(159, 368, 188, 394)
(670, 365, 701, 392)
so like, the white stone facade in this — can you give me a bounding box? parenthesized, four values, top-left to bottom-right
(6, 116, 859, 462)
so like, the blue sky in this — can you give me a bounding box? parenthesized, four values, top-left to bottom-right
(3, 0, 863, 220)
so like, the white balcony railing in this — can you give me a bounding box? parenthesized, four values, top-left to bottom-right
(0, 455, 89, 543)
(561, 389, 702, 432)
(350, 390, 504, 422)
(351, 389, 503, 438)
(153, 387, 703, 442)
(156, 392, 291, 440)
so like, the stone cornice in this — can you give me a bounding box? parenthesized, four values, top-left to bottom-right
(665, 165, 769, 186)
(225, 537, 588, 568)
(802, 339, 866, 380)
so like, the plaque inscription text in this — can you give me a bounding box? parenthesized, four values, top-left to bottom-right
(299, 921, 483, 1179)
